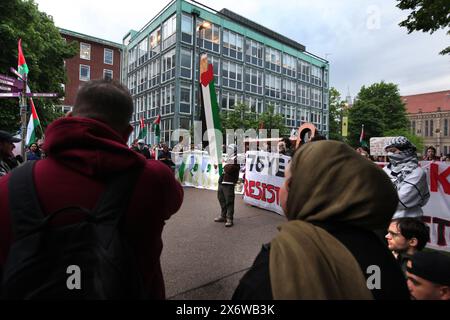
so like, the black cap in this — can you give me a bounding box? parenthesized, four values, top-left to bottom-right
(0, 130, 21, 143)
(407, 251, 450, 286)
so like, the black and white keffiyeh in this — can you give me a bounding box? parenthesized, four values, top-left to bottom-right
(384, 136, 418, 188)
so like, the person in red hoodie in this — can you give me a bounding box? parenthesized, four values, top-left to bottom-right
(0, 79, 183, 299)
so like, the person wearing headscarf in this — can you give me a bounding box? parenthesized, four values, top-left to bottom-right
(383, 136, 430, 219)
(232, 140, 410, 300)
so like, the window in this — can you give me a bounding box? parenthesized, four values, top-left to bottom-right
(162, 14, 177, 50)
(223, 30, 243, 60)
(180, 48, 192, 79)
(282, 79, 296, 102)
(245, 67, 263, 95)
(161, 84, 175, 115)
(161, 118, 173, 144)
(148, 59, 160, 88)
(246, 96, 264, 114)
(430, 119, 433, 137)
(311, 88, 322, 108)
(138, 38, 148, 65)
(80, 43, 91, 60)
(137, 66, 148, 93)
(265, 47, 281, 73)
(104, 48, 113, 65)
(128, 46, 137, 72)
(411, 121, 416, 135)
(284, 105, 296, 127)
(324, 69, 328, 88)
(181, 13, 193, 44)
(221, 90, 243, 110)
(103, 69, 113, 80)
(149, 27, 161, 57)
(298, 107, 309, 125)
(298, 60, 310, 82)
(311, 65, 323, 86)
(298, 84, 310, 106)
(79, 65, 90, 81)
(149, 90, 160, 117)
(222, 60, 243, 90)
(265, 74, 281, 99)
(425, 120, 429, 136)
(197, 19, 220, 53)
(161, 49, 176, 83)
(282, 53, 296, 78)
(445, 119, 449, 136)
(180, 84, 191, 114)
(245, 39, 263, 67)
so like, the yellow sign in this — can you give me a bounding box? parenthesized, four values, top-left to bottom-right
(342, 116, 348, 137)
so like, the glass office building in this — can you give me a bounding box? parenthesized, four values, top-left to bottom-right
(122, 0, 329, 145)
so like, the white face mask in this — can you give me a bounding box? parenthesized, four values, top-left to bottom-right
(387, 152, 395, 157)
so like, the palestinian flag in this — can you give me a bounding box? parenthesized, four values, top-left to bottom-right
(18, 39, 29, 77)
(359, 124, 368, 148)
(152, 114, 161, 144)
(199, 53, 223, 175)
(26, 99, 41, 145)
(138, 117, 147, 140)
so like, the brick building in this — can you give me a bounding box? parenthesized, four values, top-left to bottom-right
(59, 28, 123, 112)
(403, 90, 450, 156)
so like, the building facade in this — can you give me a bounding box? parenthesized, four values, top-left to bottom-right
(59, 28, 122, 113)
(403, 90, 450, 156)
(123, 0, 329, 146)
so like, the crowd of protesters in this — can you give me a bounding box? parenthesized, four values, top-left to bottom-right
(0, 80, 449, 300)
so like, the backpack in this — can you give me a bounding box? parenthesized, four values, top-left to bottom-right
(1, 161, 147, 299)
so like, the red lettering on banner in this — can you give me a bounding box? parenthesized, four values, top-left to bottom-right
(422, 215, 450, 248)
(261, 183, 267, 202)
(244, 179, 280, 205)
(266, 184, 275, 203)
(429, 163, 450, 194)
(433, 217, 450, 247)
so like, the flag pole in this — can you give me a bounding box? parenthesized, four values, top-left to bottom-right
(20, 74, 28, 161)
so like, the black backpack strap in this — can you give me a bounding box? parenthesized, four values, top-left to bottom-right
(89, 168, 142, 248)
(8, 161, 44, 240)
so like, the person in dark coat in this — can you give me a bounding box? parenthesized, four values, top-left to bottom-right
(131, 139, 151, 159)
(233, 140, 410, 300)
(214, 144, 240, 227)
(0, 80, 184, 299)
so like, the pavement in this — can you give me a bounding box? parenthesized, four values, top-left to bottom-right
(161, 187, 285, 300)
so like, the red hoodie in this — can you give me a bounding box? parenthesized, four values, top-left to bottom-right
(0, 117, 183, 299)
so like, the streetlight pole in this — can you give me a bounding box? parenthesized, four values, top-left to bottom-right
(191, 10, 199, 134)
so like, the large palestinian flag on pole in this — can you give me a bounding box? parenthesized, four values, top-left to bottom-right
(199, 53, 223, 175)
(18, 39, 29, 77)
(26, 99, 41, 145)
(138, 117, 147, 140)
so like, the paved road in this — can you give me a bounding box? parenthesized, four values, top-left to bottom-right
(161, 187, 285, 300)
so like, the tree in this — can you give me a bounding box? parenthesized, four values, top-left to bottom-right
(348, 100, 384, 147)
(257, 104, 288, 136)
(220, 103, 258, 131)
(328, 87, 346, 141)
(0, 0, 77, 133)
(356, 82, 409, 131)
(397, 0, 450, 55)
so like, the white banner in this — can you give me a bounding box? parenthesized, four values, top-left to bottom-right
(243, 151, 291, 215)
(244, 156, 450, 252)
(418, 161, 450, 252)
(173, 151, 245, 193)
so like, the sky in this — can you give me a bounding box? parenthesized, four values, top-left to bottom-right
(34, 0, 449, 100)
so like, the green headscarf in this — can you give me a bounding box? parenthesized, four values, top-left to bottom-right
(270, 141, 398, 299)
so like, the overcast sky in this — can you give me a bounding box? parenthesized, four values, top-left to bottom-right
(35, 0, 449, 99)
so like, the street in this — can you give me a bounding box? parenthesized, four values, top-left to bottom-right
(161, 187, 285, 300)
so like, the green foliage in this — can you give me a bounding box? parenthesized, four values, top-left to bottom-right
(397, 0, 450, 55)
(220, 103, 288, 137)
(384, 128, 424, 155)
(328, 87, 346, 141)
(0, 0, 76, 133)
(348, 100, 384, 147)
(356, 82, 409, 131)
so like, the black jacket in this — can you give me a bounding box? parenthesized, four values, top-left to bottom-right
(232, 222, 410, 300)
